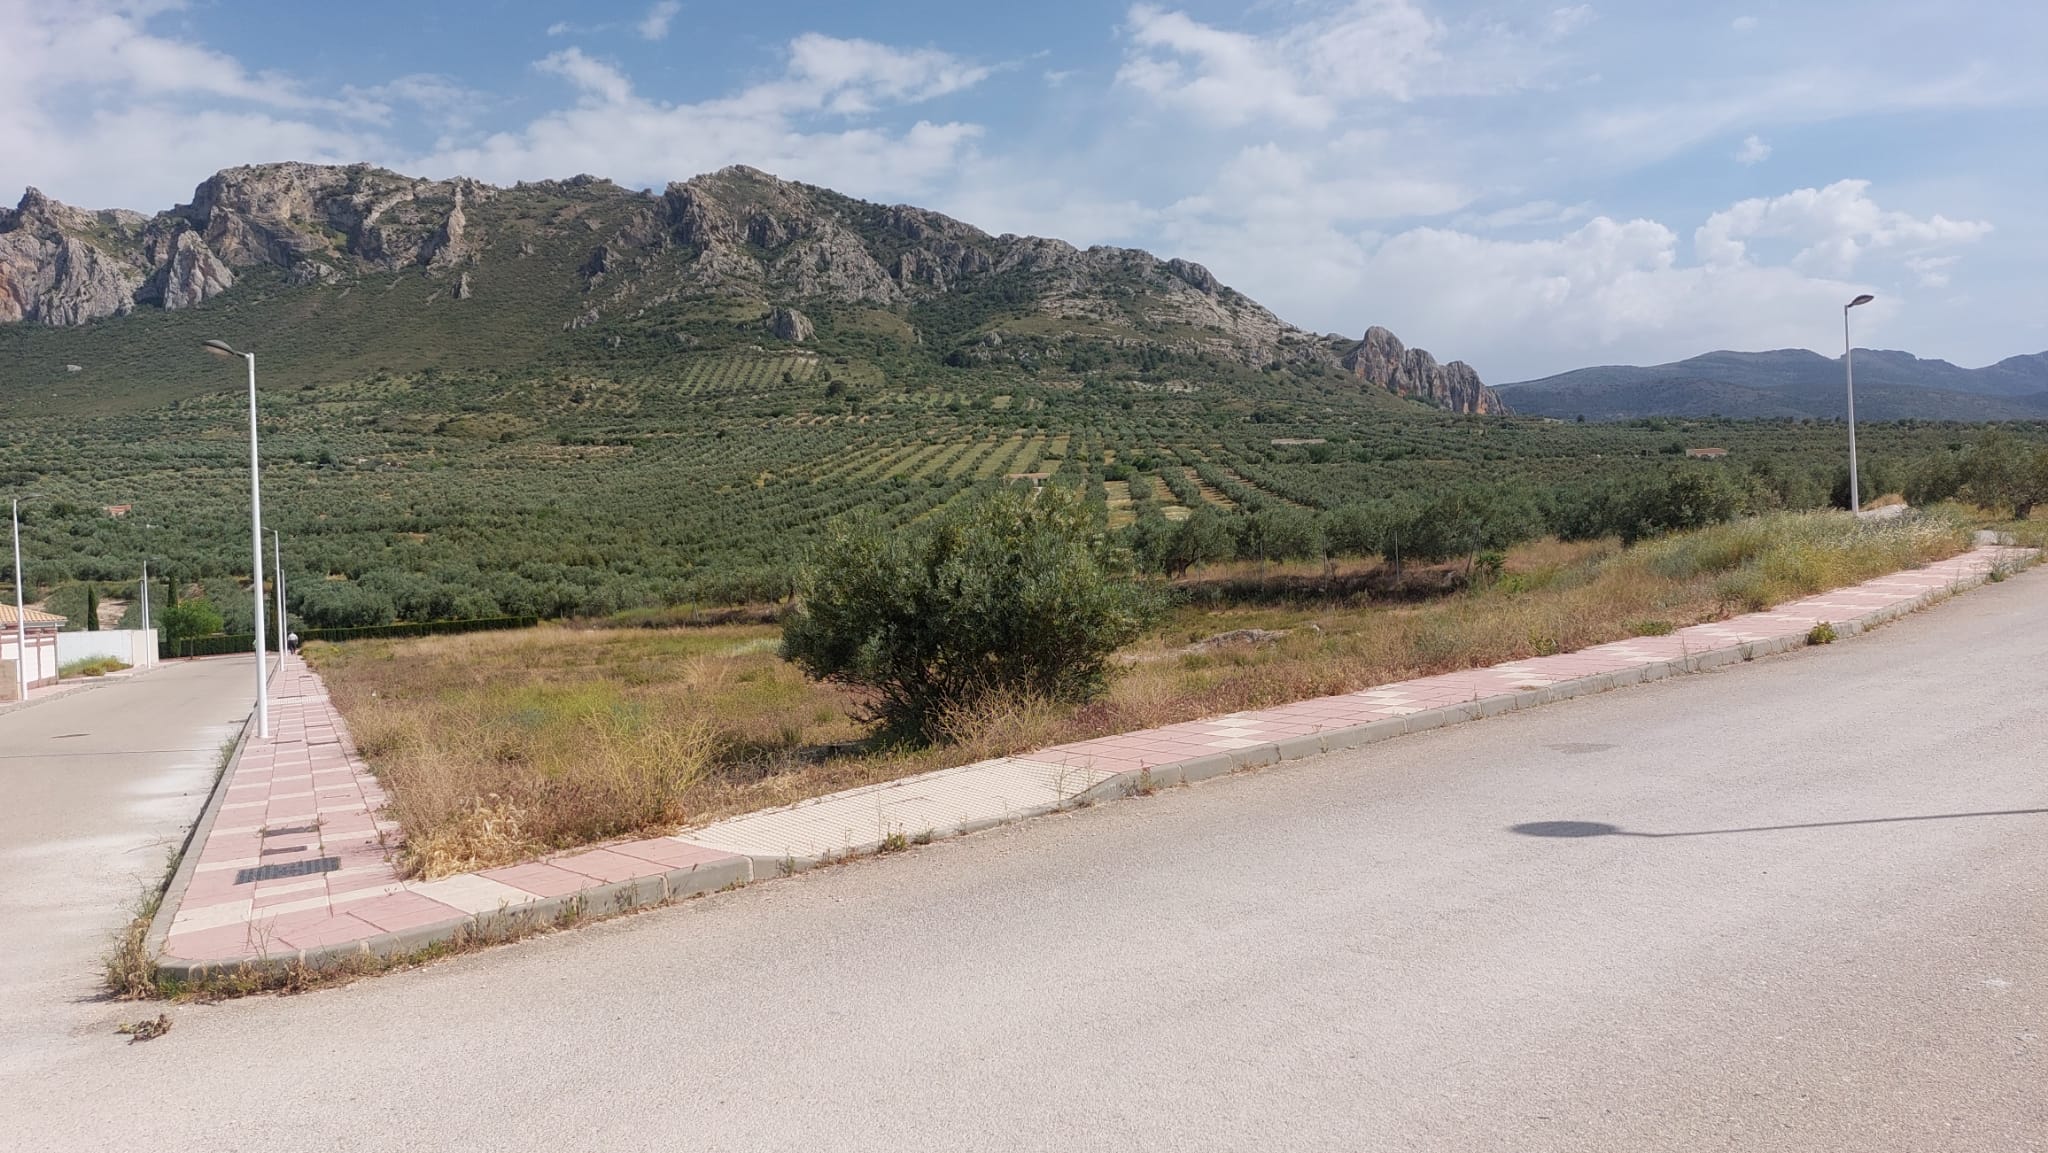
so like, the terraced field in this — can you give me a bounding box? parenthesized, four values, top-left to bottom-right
(4, 339, 2019, 631)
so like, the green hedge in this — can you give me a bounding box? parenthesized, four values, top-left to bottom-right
(161, 633, 257, 659)
(300, 616, 539, 643)
(160, 616, 538, 659)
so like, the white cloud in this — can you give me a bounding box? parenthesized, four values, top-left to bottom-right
(1544, 4, 1596, 41)
(637, 1, 681, 42)
(1454, 200, 1596, 230)
(1579, 62, 2018, 172)
(1120, 170, 1994, 377)
(1357, 216, 1896, 377)
(1905, 254, 1959, 288)
(545, 21, 571, 37)
(1116, 1, 1444, 128)
(1694, 179, 1991, 275)
(535, 48, 635, 105)
(0, 5, 994, 211)
(1735, 134, 1771, 165)
(410, 36, 991, 201)
(1731, 15, 1759, 33)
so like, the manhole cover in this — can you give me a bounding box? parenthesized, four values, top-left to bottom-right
(234, 856, 341, 885)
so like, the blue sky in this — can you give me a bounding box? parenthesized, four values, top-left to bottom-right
(4, 0, 2042, 380)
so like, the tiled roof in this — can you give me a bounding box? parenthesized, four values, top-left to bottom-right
(0, 604, 65, 626)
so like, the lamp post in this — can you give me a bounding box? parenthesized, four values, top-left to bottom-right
(273, 529, 285, 658)
(10, 497, 29, 701)
(139, 522, 158, 644)
(204, 339, 269, 739)
(1843, 293, 1875, 514)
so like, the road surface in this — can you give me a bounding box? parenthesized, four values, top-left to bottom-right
(0, 658, 252, 1079)
(6, 581, 2045, 1151)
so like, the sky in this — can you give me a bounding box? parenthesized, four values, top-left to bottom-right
(2, 0, 2042, 381)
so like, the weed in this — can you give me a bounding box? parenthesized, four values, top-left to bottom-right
(877, 832, 910, 854)
(315, 510, 1975, 877)
(105, 736, 241, 999)
(115, 1014, 172, 1042)
(1807, 622, 1838, 645)
(911, 829, 935, 845)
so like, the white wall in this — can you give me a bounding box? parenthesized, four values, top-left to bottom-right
(55, 629, 158, 671)
(1, 629, 61, 688)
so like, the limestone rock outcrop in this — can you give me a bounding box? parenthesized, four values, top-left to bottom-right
(1341, 326, 1504, 415)
(767, 306, 814, 342)
(153, 229, 234, 310)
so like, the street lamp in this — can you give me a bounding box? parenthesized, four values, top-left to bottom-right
(1843, 294, 1875, 514)
(139, 522, 158, 642)
(273, 529, 286, 658)
(204, 339, 269, 739)
(10, 496, 32, 701)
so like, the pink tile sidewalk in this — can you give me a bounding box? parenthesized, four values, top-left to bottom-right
(153, 542, 2034, 974)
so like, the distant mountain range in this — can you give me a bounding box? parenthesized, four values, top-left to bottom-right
(0, 162, 1499, 414)
(1497, 348, 2048, 422)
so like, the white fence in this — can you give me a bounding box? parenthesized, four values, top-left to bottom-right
(55, 629, 159, 671)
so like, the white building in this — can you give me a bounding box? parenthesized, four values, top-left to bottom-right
(1, 604, 65, 698)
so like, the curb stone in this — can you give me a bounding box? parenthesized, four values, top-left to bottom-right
(1069, 547, 2035, 807)
(146, 545, 2036, 986)
(143, 708, 256, 967)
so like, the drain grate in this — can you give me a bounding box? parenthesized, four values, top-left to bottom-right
(234, 856, 341, 885)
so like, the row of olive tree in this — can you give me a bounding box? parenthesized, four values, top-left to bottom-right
(1112, 466, 1765, 577)
(1904, 429, 2048, 519)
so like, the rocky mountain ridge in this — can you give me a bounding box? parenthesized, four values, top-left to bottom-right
(0, 162, 1500, 413)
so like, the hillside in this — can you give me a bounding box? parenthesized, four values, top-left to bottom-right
(0, 163, 1498, 415)
(1498, 348, 2048, 421)
(0, 164, 2027, 632)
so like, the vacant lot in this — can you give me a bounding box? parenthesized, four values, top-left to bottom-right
(315, 509, 1978, 878)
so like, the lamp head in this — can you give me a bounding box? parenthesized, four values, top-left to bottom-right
(1847, 294, 1875, 309)
(202, 339, 240, 357)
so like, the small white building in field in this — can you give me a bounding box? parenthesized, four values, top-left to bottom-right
(1, 604, 66, 698)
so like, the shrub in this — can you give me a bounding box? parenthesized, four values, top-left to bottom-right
(158, 599, 225, 642)
(1958, 429, 2048, 520)
(781, 486, 1157, 741)
(1159, 507, 1236, 577)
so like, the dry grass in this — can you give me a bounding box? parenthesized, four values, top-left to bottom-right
(318, 509, 1976, 877)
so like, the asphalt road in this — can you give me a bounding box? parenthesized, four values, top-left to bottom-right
(0, 657, 252, 1080)
(7, 578, 2046, 1152)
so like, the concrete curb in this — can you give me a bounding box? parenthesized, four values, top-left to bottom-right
(1072, 548, 2036, 806)
(145, 546, 2037, 986)
(153, 850, 755, 984)
(142, 710, 255, 966)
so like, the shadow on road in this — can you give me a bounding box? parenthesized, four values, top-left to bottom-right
(1511, 809, 2048, 840)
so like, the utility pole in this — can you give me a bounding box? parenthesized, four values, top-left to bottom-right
(274, 530, 285, 659)
(11, 498, 27, 700)
(205, 340, 269, 738)
(1843, 294, 1875, 513)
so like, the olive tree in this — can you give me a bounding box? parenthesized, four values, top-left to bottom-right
(782, 485, 1157, 742)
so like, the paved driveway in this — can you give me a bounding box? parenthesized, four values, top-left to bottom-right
(0, 658, 251, 1077)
